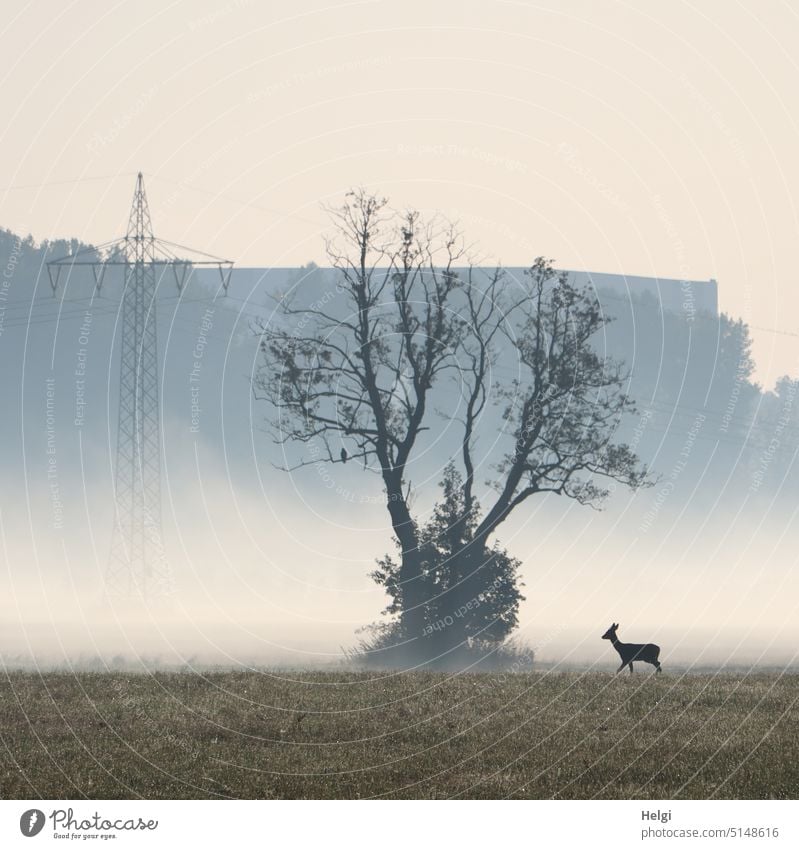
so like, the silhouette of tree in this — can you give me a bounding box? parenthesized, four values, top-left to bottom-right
(749, 375, 799, 495)
(367, 464, 524, 664)
(255, 189, 650, 666)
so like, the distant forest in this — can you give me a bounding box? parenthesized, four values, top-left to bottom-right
(598, 282, 797, 505)
(2, 226, 796, 507)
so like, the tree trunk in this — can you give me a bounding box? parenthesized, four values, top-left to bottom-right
(385, 491, 427, 652)
(398, 548, 426, 646)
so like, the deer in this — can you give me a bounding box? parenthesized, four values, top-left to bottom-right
(601, 623, 662, 674)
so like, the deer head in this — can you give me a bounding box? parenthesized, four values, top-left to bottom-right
(601, 623, 619, 640)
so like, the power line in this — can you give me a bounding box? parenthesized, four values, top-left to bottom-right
(0, 173, 136, 192)
(144, 173, 325, 230)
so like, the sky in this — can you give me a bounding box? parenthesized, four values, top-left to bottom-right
(0, 0, 797, 385)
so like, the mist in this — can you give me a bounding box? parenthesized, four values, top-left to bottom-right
(1, 239, 797, 672)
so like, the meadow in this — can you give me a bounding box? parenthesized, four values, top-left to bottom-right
(0, 669, 796, 799)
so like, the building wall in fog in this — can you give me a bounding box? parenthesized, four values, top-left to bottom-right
(206, 266, 719, 320)
(566, 270, 718, 317)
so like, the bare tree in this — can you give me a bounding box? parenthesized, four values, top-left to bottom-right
(473, 256, 650, 543)
(254, 189, 649, 662)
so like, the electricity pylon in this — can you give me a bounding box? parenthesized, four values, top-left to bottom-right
(47, 172, 233, 600)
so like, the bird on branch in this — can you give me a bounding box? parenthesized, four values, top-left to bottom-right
(340, 447, 348, 464)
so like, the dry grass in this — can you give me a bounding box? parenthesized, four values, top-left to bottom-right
(0, 669, 796, 799)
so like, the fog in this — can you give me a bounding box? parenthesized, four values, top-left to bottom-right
(2, 492, 797, 671)
(1, 257, 797, 672)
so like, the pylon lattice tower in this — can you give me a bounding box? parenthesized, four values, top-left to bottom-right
(47, 173, 233, 600)
(110, 175, 165, 598)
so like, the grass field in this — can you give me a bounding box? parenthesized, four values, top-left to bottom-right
(1, 669, 796, 799)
